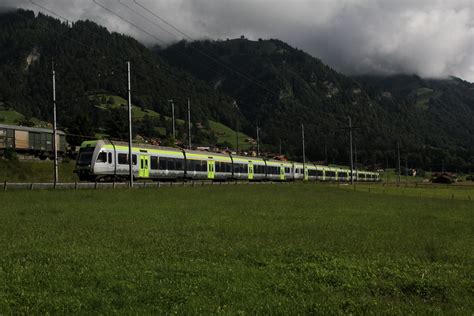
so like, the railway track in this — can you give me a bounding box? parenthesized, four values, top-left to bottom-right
(1, 180, 291, 191)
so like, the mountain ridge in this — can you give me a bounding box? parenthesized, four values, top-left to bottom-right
(0, 10, 473, 171)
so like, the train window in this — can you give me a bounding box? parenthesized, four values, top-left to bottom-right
(141, 159, 144, 169)
(151, 156, 158, 170)
(195, 161, 202, 172)
(108, 152, 113, 164)
(176, 160, 183, 170)
(132, 155, 137, 165)
(118, 153, 127, 165)
(186, 160, 193, 171)
(96, 152, 107, 163)
(167, 159, 175, 170)
(159, 158, 167, 170)
(215, 162, 220, 172)
(285, 167, 290, 173)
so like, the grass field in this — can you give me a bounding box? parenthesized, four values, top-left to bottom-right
(0, 184, 472, 314)
(346, 183, 474, 201)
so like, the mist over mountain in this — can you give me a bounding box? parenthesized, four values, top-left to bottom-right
(4, 0, 474, 82)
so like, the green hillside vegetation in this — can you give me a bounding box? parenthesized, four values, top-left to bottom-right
(162, 40, 474, 171)
(0, 109, 47, 127)
(0, 159, 78, 183)
(0, 184, 472, 313)
(91, 94, 160, 119)
(209, 120, 252, 150)
(87, 94, 251, 147)
(0, 110, 23, 124)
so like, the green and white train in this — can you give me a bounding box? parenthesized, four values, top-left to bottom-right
(75, 140, 380, 182)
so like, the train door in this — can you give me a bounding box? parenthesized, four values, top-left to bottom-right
(280, 166, 285, 181)
(248, 163, 254, 180)
(304, 167, 309, 181)
(207, 160, 215, 179)
(139, 155, 150, 178)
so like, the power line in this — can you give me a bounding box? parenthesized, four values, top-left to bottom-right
(92, 0, 168, 46)
(132, 0, 278, 98)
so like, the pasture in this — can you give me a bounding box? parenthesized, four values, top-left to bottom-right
(0, 184, 472, 313)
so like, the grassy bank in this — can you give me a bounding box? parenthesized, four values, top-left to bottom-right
(0, 159, 78, 183)
(0, 184, 472, 313)
(344, 182, 474, 201)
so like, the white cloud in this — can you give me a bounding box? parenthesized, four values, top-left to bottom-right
(6, 0, 474, 81)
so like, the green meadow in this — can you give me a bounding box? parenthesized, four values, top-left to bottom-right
(0, 184, 472, 314)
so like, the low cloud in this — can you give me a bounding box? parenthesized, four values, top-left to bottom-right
(7, 0, 474, 81)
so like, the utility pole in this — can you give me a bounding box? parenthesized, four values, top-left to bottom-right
(127, 61, 133, 188)
(187, 98, 191, 149)
(168, 99, 175, 140)
(256, 125, 260, 156)
(405, 153, 408, 185)
(235, 119, 239, 153)
(51, 60, 58, 184)
(349, 116, 354, 185)
(301, 123, 306, 166)
(397, 141, 401, 185)
(325, 143, 328, 165)
(354, 143, 358, 182)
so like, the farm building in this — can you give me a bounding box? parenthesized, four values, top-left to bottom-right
(0, 123, 66, 157)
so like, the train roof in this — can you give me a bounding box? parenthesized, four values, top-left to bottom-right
(232, 155, 265, 164)
(0, 123, 66, 135)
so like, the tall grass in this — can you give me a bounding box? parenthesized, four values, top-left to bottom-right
(0, 184, 472, 313)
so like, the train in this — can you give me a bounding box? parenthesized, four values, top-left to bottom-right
(75, 139, 380, 183)
(0, 123, 67, 158)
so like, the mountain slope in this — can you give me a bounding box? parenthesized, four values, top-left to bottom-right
(161, 39, 474, 170)
(0, 9, 242, 146)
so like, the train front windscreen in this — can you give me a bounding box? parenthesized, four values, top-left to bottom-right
(77, 147, 95, 166)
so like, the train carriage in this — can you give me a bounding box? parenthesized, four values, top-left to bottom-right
(75, 140, 186, 181)
(247, 157, 266, 181)
(230, 155, 252, 181)
(306, 163, 318, 181)
(293, 162, 305, 181)
(265, 160, 292, 181)
(0, 123, 66, 158)
(184, 150, 232, 181)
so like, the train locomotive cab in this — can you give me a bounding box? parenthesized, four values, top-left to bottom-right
(75, 141, 100, 181)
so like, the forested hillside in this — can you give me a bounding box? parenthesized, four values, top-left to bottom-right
(161, 39, 474, 170)
(0, 9, 243, 147)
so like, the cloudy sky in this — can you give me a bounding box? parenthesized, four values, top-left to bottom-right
(3, 0, 474, 81)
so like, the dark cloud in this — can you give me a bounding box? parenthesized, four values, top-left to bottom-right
(7, 0, 474, 81)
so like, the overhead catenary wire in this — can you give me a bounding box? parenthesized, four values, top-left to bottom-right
(132, 0, 279, 98)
